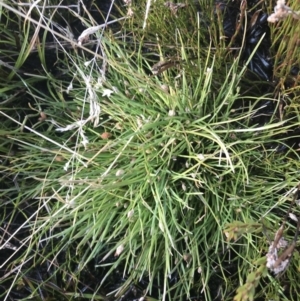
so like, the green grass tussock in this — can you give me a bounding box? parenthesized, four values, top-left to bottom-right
(1, 1, 300, 300)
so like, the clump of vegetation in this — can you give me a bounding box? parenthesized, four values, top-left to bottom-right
(1, 1, 300, 301)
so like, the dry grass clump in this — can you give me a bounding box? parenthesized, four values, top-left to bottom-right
(268, 0, 300, 23)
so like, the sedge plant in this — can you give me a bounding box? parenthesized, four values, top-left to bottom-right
(1, 0, 300, 301)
